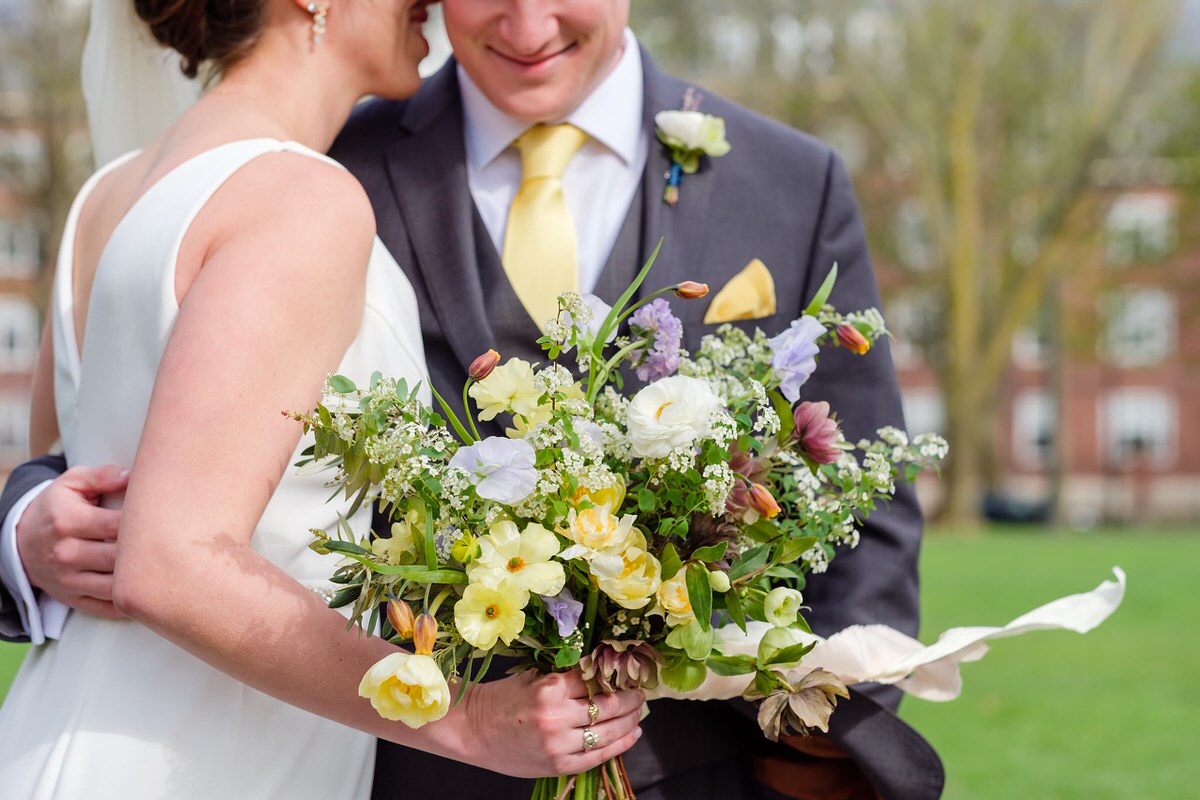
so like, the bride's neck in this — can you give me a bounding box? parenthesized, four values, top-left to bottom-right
(207, 37, 364, 153)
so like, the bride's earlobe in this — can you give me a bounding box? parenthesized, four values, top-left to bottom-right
(294, 0, 329, 47)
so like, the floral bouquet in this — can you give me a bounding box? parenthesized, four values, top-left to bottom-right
(295, 251, 947, 799)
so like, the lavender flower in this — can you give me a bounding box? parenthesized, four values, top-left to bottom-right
(766, 316, 824, 402)
(629, 298, 683, 382)
(540, 588, 584, 637)
(447, 437, 538, 503)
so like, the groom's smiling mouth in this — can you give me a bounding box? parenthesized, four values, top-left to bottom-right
(489, 43, 579, 74)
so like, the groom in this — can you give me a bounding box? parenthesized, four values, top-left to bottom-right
(1, 2, 942, 798)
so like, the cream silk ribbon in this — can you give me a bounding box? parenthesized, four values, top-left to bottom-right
(648, 568, 1126, 703)
(502, 123, 589, 330)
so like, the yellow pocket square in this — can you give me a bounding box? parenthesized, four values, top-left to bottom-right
(703, 259, 777, 323)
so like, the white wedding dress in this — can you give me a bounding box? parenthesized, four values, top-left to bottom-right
(0, 139, 428, 798)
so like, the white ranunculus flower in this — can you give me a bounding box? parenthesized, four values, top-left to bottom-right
(358, 652, 451, 728)
(626, 375, 722, 459)
(654, 110, 732, 157)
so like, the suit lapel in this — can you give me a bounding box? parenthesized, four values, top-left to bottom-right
(383, 62, 497, 373)
(635, 54, 722, 310)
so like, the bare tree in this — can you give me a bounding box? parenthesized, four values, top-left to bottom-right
(634, 0, 1183, 525)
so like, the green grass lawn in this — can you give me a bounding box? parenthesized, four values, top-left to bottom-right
(901, 528, 1200, 799)
(1, 528, 1196, 797)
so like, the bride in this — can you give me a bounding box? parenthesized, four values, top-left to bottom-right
(0, 0, 643, 797)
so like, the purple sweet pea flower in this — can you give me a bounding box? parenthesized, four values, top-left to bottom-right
(629, 298, 683, 382)
(540, 588, 584, 637)
(447, 436, 538, 504)
(766, 315, 825, 402)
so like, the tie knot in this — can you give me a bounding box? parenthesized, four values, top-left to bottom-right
(514, 123, 588, 181)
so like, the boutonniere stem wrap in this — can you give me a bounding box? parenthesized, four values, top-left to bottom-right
(655, 110, 731, 206)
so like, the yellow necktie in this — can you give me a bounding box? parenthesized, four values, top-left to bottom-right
(502, 123, 589, 329)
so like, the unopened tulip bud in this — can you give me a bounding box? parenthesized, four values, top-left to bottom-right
(413, 613, 438, 656)
(835, 324, 870, 355)
(748, 484, 782, 519)
(674, 281, 710, 299)
(469, 349, 501, 380)
(387, 597, 416, 639)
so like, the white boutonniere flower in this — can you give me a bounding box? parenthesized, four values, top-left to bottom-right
(655, 108, 731, 206)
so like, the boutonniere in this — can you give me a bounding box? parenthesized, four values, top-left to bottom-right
(655, 91, 731, 206)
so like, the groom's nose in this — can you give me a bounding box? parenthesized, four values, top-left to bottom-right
(495, 1, 561, 55)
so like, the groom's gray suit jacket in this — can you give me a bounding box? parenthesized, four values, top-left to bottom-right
(0, 52, 942, 800)
(328, 54, 942, 800)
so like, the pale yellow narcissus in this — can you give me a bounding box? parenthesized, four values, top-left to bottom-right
(562, 506, 638, 554)
(468, 520, 566, 599)
(570, 474, 626, 513)
(505, 381, 585, 438)
(467, 358, 542, 421)
(358, 652, 451, 728)
(591, 529, 662, 610)
(656, 572, 694, 627)
(454, 581, 528, 650)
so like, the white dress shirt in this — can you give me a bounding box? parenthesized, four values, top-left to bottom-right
(459, 28, 649, 293)
(0, 480, 66, 643)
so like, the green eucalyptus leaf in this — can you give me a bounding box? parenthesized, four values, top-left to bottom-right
(686, 562, 713, 632)
(728, 544, 771, 581)
(661, 655, 707, 693)
(328, 374, 357, 394)
(761, 641, 815, 668)
(770, 389, 796, 441)
(554, 646, 583, 669)
(705, 653, 757, 676)
(638, 487, 656, 512)
(777, 536, 819, 565)
(690, 541, 729, 562)
(665, 620, 715, 662)
(660, 543, 683, 581)
(724, 588, 748, 633)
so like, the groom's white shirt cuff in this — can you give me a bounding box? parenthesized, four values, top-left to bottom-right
(0, 480, 69, 644)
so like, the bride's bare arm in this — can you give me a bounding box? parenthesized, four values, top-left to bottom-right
(109, 156, 642, 777)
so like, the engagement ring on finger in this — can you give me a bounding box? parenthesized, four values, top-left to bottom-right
(582, 726, 599, 751)
(587, 700, 600, 725)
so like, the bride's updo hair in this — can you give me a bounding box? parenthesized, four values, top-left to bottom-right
(133, 0, 267, 79)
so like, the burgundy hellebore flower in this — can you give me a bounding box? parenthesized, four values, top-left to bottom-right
(579, 640, 664, 692)
(791, 401, 842, 464)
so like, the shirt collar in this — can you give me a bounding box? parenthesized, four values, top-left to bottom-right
(459, 29, 644, 170)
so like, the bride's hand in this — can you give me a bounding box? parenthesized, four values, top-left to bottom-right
(449, 668, 644, 778)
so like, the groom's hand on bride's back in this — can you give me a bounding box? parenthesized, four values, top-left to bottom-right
(18, 464, 128, 619)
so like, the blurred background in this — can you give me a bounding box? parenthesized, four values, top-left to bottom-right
(1, 1, 1197, 797)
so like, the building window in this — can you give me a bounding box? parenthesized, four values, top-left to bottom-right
(0, 296, 40, 373)
(1101, 287, 1174, 367)
(0, 392, 28, 464)
(1099, 388, 1175, 469)
(0, 215, 40, 278)
(1105, 192, 1175, 265)
(1012, 389, 1055, 469)
(901, 387, 945, 437)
